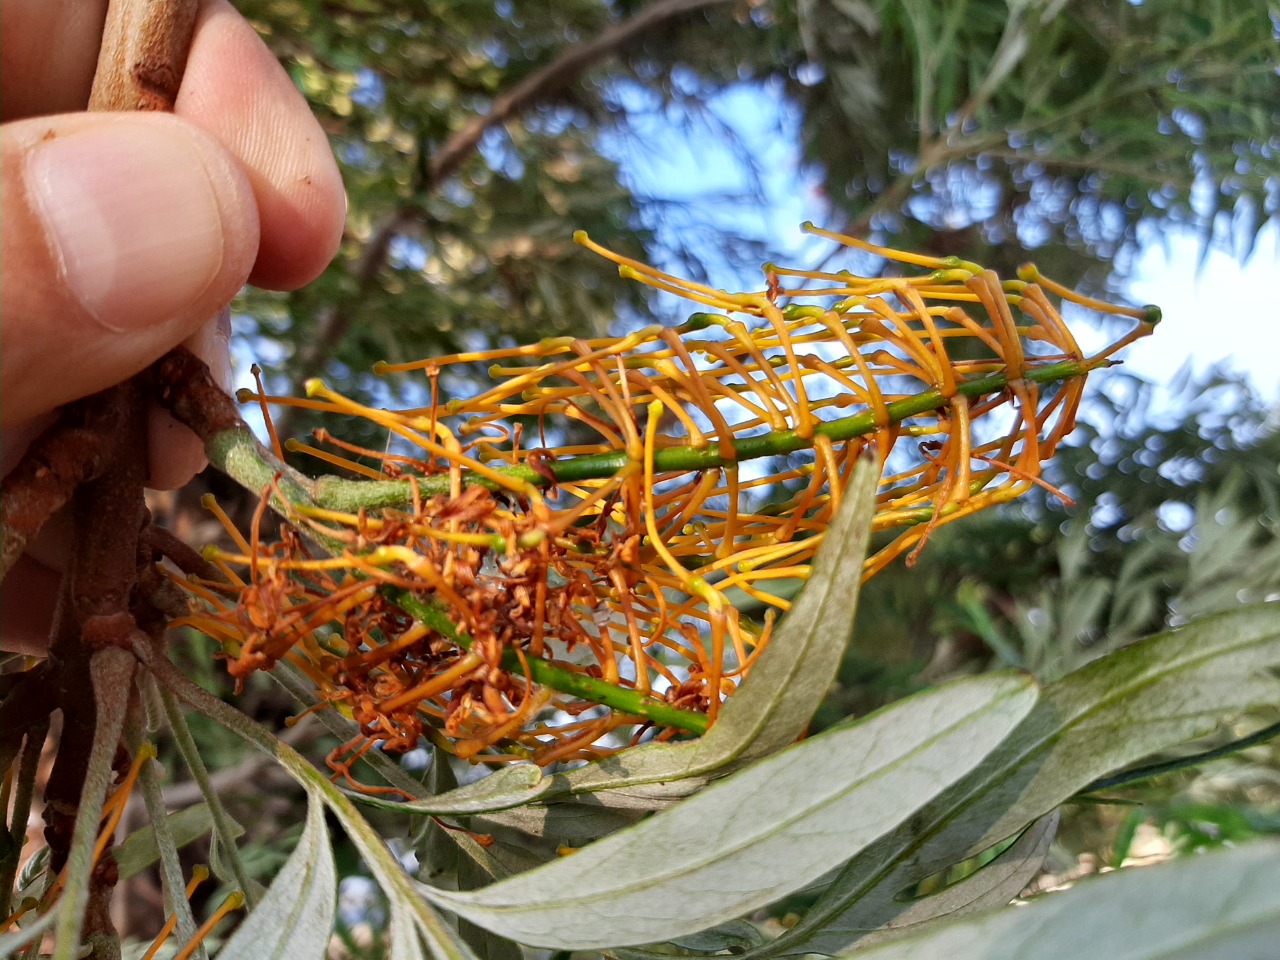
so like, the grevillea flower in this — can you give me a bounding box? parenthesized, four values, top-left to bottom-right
(174, 226, 1157, 778)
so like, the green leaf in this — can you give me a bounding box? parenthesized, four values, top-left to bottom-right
(850, 812, 1060, 951)
(348, 761, 548, 815)
(613, 919, 767, 959)
(116, 803, 231, 881)
(455, 855, 526, 960)
(270, 744, 481, 960)
(544, 454, 879, 804)
(759, 602, 1280, 957)
(418, 673, 1038, 950)
(475, 797, 645, 843)
(217, 797, 335, 960)
(842, 839, 1280, 960)
(151, 654, 480, 960)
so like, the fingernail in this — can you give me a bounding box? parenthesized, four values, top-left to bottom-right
(28, 120, 226, 332)
(213, 306, 234, 392)
(183, 306, 234, 393)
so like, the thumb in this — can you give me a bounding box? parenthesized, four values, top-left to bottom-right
(0, 111, 259, 425)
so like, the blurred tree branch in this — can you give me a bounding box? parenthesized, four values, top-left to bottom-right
(282, 0, 739, 437)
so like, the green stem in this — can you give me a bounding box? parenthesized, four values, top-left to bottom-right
(127, 707, 205, 960)
(208, 424, 316, 508)
(388, 589, 710, 736)
(158, 686, 258, 907)
(52, 648, 134, 960)
(307, 358, 1103, 506)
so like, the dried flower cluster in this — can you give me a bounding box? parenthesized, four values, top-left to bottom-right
(176, 227, 1156, 774)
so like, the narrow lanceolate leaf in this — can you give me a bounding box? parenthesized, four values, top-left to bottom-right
(386, 914, 434, 960)
(418, 673, 1038, 950)
(849, 812, 1060, 951)
(117, 802, 226, 881)
(348, 762, 548, 815)
(273, 742, 481, 960)
(546, 455, 878, 804)
(759, 602, 1280, 957)
(613, 919, 767, 960)
(217, 797, 335, 960)
(843, 840, 1280, 960)
(151, 655, 480, 960)
(474, 797, 645, 842)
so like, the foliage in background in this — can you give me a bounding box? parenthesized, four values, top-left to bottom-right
(795, 0, 1279, 280)
(231, 0, 1279, 417)
(3, 1, 1279, 957)
(221, 0, 1280, 949)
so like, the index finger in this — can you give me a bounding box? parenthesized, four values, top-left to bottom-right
(178, 0, 345, 290)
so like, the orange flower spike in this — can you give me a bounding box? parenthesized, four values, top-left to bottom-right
(637, 374, 710, 447)
(813, 433, 844, 518)
(941, 304, 1006, 358)
(233, 387, 346, 416)
(718, 465, 742, 561)
(1039, 378, 1086, 455)
(618, 264, 755, 313)
(774, 454, 827, 545)
(709, 318, 806, 431)
(656, 329, 741, 460)
(457, 325, 664, 414)
(1017, 283, 1083, 360)
(285, 437, 388, 480)
(794, 352, 875, 411)
(250, 363, 286, 460)
(803, 220, 983, 275)
(305, 380, 542, 500)
(966, 271, 1027, 381)
(200, 493, 252, 557)
(564, 350, 644, 460)
(180, 230, 1161, 762)
(759, 298, 818, 439)
(376, 336, 578, 373)
(576, 230, 749, 309)
(472, 669, 552, 753)
(533, 714, 625, 766)
(639, 399, 726, 718)
(861, 298, 942, 388)
(1017, 262, 1152, 322)
(944, 396, 974, 507)
(656, 470, 721, 543)
(700, 533, 819, 577)
(91, 742, 157, 869)
(898, 285, 958, 399)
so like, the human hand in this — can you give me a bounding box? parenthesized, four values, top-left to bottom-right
(1, 0, 346, 651)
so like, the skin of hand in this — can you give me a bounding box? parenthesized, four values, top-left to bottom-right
(0, 0, 347, 653)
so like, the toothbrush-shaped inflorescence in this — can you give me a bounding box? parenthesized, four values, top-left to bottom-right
(177, 226, 1157, 776)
